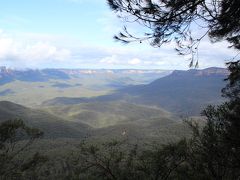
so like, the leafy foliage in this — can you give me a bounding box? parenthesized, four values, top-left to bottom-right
(0, 119, 46, 180)
(107, 0, 240, 66)
(70, 140, 141, 179)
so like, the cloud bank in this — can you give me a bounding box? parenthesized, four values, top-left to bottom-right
(0, 29, 237, 70)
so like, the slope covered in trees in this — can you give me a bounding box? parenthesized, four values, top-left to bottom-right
(0, 101, 90, 138)
(44, 67, 227, 115)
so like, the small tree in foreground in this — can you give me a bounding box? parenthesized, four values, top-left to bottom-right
(159, 61, 240, 179)
(0, 119, 46, 180)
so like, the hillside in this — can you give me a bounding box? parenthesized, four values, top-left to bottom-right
(0, 101, 90, 138)
(43, 67, 228, 116)
(42, 101, 191, 143)
(119, 67, 228, 115)
(42, 102, 176, 128)
(0, 100, 191, 143)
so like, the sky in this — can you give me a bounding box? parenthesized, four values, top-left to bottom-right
(0, 0, 238, 70)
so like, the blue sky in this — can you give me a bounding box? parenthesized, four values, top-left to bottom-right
(0, 0, 238, 69)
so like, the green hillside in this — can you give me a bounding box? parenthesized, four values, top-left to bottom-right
(40, 101, 193, 144)
(42, 102, 177, 128)
(0, 101, 91, 138)
(0, 100, 191, 143)
(0, 79, 111, 107)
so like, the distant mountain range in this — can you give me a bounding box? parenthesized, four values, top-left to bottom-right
(0, 66, 171, 85)
(43, 67, 228, 116)
(0, 66, 229, 115)
(0, 67, 70, 84)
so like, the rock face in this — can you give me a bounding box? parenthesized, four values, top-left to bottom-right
(0, 67, 10, 78)
(171, 67, 229, 77)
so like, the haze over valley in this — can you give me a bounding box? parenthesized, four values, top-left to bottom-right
(0, 66, 228, 141)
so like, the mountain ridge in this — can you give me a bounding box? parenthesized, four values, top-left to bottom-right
(0, 66, 172, 85)
(43, 67, 228, 116)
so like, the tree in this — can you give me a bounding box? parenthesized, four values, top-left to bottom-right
(220, 60, 240, 168)
(133, 61, 240, 179)
(107, 0, 240, 66)
(69, 140, 142, 180)
(164, 61, 240, 179)
(0, 119, 47, 179)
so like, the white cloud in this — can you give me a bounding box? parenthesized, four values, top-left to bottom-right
(128, 58, 141, 65)
(100, 55, 120, 64)
(23, 42, 71, 61)
(0, 37, 14, 59)
(0, 30, 71, 68)
(0, 28, 237, 69)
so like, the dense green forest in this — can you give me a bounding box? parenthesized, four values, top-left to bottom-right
(1, 61, 239, 180)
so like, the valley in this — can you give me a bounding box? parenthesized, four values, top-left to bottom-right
(0, 66, 230, 179)
(0, 67, 227, 141)
(0, 67, 171, 106)
(1, 1, 238, 178)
